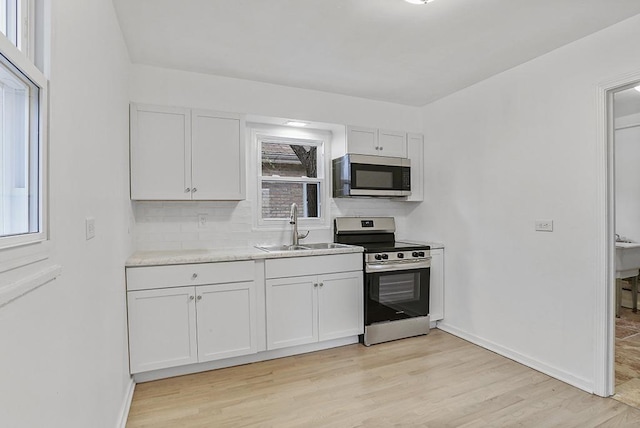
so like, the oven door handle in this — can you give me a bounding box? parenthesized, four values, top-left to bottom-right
(365, 258, 431, 273)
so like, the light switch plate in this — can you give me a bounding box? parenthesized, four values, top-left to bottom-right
(535, 220, 553, 232)
(86, 217, 95, 240)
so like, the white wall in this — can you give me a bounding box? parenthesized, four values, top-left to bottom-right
(615, 115, 640, 242)
(408, 14, 640, 392)
(130, 65, 422, 250)
(0, 1, 132, 427)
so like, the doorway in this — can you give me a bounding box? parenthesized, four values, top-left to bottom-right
(610, 82, 640, 407)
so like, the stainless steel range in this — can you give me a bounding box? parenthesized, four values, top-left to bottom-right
(334, 217, 431, 346)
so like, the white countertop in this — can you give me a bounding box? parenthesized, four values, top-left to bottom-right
(126, 245, 364, 267)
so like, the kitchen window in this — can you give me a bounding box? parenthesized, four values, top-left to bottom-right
(253, 126, 330, 229)
(0, 0, 47, 250)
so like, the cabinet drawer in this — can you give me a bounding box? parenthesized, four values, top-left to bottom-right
(265, 253, 362, 279)
(126, 261, 255, 291)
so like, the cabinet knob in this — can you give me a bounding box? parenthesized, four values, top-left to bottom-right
(379, 146, 383, 150)
(185, 188, 191, 193)
(197, 295, 202, 301)
(319, 282, 324, 287)
(189, 295, 194, 301)
(314, 283, 318, 287)
(192, 187, 198, 193)
(192, 273, 198, 279)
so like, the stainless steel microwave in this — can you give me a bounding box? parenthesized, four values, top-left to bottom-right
(332, 154, 411, 197)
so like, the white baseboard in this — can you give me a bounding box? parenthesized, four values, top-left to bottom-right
(117, 378, 135, 428)
(437, 322, 594, 393)
(133, 336, 359, 383)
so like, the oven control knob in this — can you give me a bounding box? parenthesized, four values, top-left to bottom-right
(381, 254, 389, 260)
(412, 252, 419, 257)
(418, 251, 425, 257)
(375, 254, 382, 260)
(397, 253, 404, 259)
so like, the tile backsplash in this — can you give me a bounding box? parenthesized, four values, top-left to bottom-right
(133, 198, 414, 251)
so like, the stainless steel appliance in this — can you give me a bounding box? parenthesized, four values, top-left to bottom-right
(334, 217, 430, 346)
(332, 154, 411, 197)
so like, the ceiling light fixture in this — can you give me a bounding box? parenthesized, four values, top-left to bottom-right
(404, 0, 435, 4)
(285, 120, 308, 127)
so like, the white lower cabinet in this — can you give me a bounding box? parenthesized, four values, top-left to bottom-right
(126, 261, 258, 374)
(266, 275, 318, 349)
(318, 271, 364, 341)
(127, 287, 198, 373)
(196, 281, 257, 362)
(265, 254, 364, 351)
(429, 248, 444, 322)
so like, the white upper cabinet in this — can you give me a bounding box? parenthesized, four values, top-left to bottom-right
(406, 133, 424, 202)
(130, 103, 245, 201)
(346, 126, 378, 155)
(345, 125, 407, 158)
(191, 110, 245, 200)
(130, 104, 192, 200)
(378, 129, 407, 158)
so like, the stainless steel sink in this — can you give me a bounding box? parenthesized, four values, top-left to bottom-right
(255, 244, 311, 252)
(255, 242, 353, 252)
(615, 242, 640, 273)
(303, 243, 352, 250)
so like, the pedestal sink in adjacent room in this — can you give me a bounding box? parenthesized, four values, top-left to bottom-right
(615, 242, 640, 316)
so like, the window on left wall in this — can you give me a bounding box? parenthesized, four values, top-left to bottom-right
(0, 0, 47, 249)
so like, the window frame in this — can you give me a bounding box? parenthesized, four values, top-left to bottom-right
(250, 124, 332, 231)
(0, 10, 48, 251)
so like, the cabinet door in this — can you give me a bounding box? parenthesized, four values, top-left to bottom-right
(318, 271, 363, 341)
(346, 125, 378, 156)
(266, 275, 318, 350)
(127, 287, 197, 373)
(429, 249, 444, 321)
(191, 110, 245, 200)
(130, 104, 191, 200)
(406, 133, 424, 202)
(195, 281, 257, 362)
(378, 129, 407, 158)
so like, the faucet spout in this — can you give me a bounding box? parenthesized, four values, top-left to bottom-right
(289, 203, 308, 246)
(290, 203, 299, 245)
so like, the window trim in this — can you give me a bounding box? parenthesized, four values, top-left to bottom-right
(0, 15, 48, 251)
(249, 124, 332, 231)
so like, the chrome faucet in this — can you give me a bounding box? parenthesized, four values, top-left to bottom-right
(289, 203, 309, 246)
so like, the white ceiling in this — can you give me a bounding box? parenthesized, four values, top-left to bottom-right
(113, 0, 640, 107)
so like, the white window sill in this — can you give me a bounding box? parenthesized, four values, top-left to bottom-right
(0, 240, 59, 307)
(0, 263, 62, 308)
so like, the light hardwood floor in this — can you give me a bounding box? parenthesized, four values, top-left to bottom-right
(127, 330, 640, 427)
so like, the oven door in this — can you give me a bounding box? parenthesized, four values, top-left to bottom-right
(365, 266, 430, 325)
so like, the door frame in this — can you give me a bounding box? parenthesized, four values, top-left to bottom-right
(595, 72, 640, 397)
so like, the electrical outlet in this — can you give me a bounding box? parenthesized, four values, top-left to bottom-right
(86, 217, 96, 240)
(535, 220, 553, 232)
(198, 214, 207, 229)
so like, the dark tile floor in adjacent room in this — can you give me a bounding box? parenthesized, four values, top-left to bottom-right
(615, 300, 640, 409)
